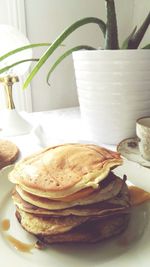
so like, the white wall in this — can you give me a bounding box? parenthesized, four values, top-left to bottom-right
(0, 0, 32, 111)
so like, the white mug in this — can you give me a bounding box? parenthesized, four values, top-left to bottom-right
(136, 116, 150, 161)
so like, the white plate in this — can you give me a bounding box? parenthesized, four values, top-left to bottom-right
(0, 162, 150, 267)
(117, 137, 150, 168)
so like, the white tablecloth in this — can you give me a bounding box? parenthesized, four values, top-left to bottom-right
(0, 107, 115, 158)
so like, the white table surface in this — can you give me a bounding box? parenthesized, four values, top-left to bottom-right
(0, 106, 115, 159)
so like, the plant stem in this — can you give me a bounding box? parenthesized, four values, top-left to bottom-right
(0, 59, 39, 75)
(128, 12, 150, 49)
(23, 17, 106, 89)
(105, 0, 119, 49)
(46, 45, 95, 85)
(0, 43, 51, 62)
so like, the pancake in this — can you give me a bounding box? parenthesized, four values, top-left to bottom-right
(15, 209, 90, 236)
(13, 182, 130, 216)
(15, 172, 125, 210)
(16, 211, 130, 244)
(0, 139, 19, 169)
(9, 144, 122, 198)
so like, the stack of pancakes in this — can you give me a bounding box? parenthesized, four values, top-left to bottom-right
(9, 144, 131, 245)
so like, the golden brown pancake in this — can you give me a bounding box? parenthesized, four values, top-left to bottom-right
(9, 144, 122, 198)
(15, 172, 125, 210)
(16, 210, 129, 244)
(55, 187, 95, 202)
(0, 139, 19, 169)
(15, 209, 90, 236)
(13, 182, 130, 216)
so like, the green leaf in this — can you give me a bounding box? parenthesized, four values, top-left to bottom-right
(128, 12, 150, 49)
(0, 58, 39, 75)
(0, 43, 51, 62)
(23, 17, 106, 89)
(142, 44, 150, 49)
(105, 0, 119, 49)
(121, 27, 137, 49)
(46, 45, 95, 85)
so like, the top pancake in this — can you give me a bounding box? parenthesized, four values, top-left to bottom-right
(9, 144, 122, 198)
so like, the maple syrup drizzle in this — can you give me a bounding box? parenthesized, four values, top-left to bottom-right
(6, 234, 35, 253)
(119, 186, 150, 247)
(129, 186, 150, 206)
(1, 219, 10, 231)
(0, 218, 35, 252)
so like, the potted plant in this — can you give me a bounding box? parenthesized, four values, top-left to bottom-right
(0, 0, 150, 143)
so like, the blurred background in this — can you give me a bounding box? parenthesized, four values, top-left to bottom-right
(0, 0, 149, 112)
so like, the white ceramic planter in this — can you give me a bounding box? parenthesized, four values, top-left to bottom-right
(73, 50, 150, 144)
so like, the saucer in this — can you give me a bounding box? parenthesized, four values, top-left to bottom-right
(117, 137, 150, 168)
